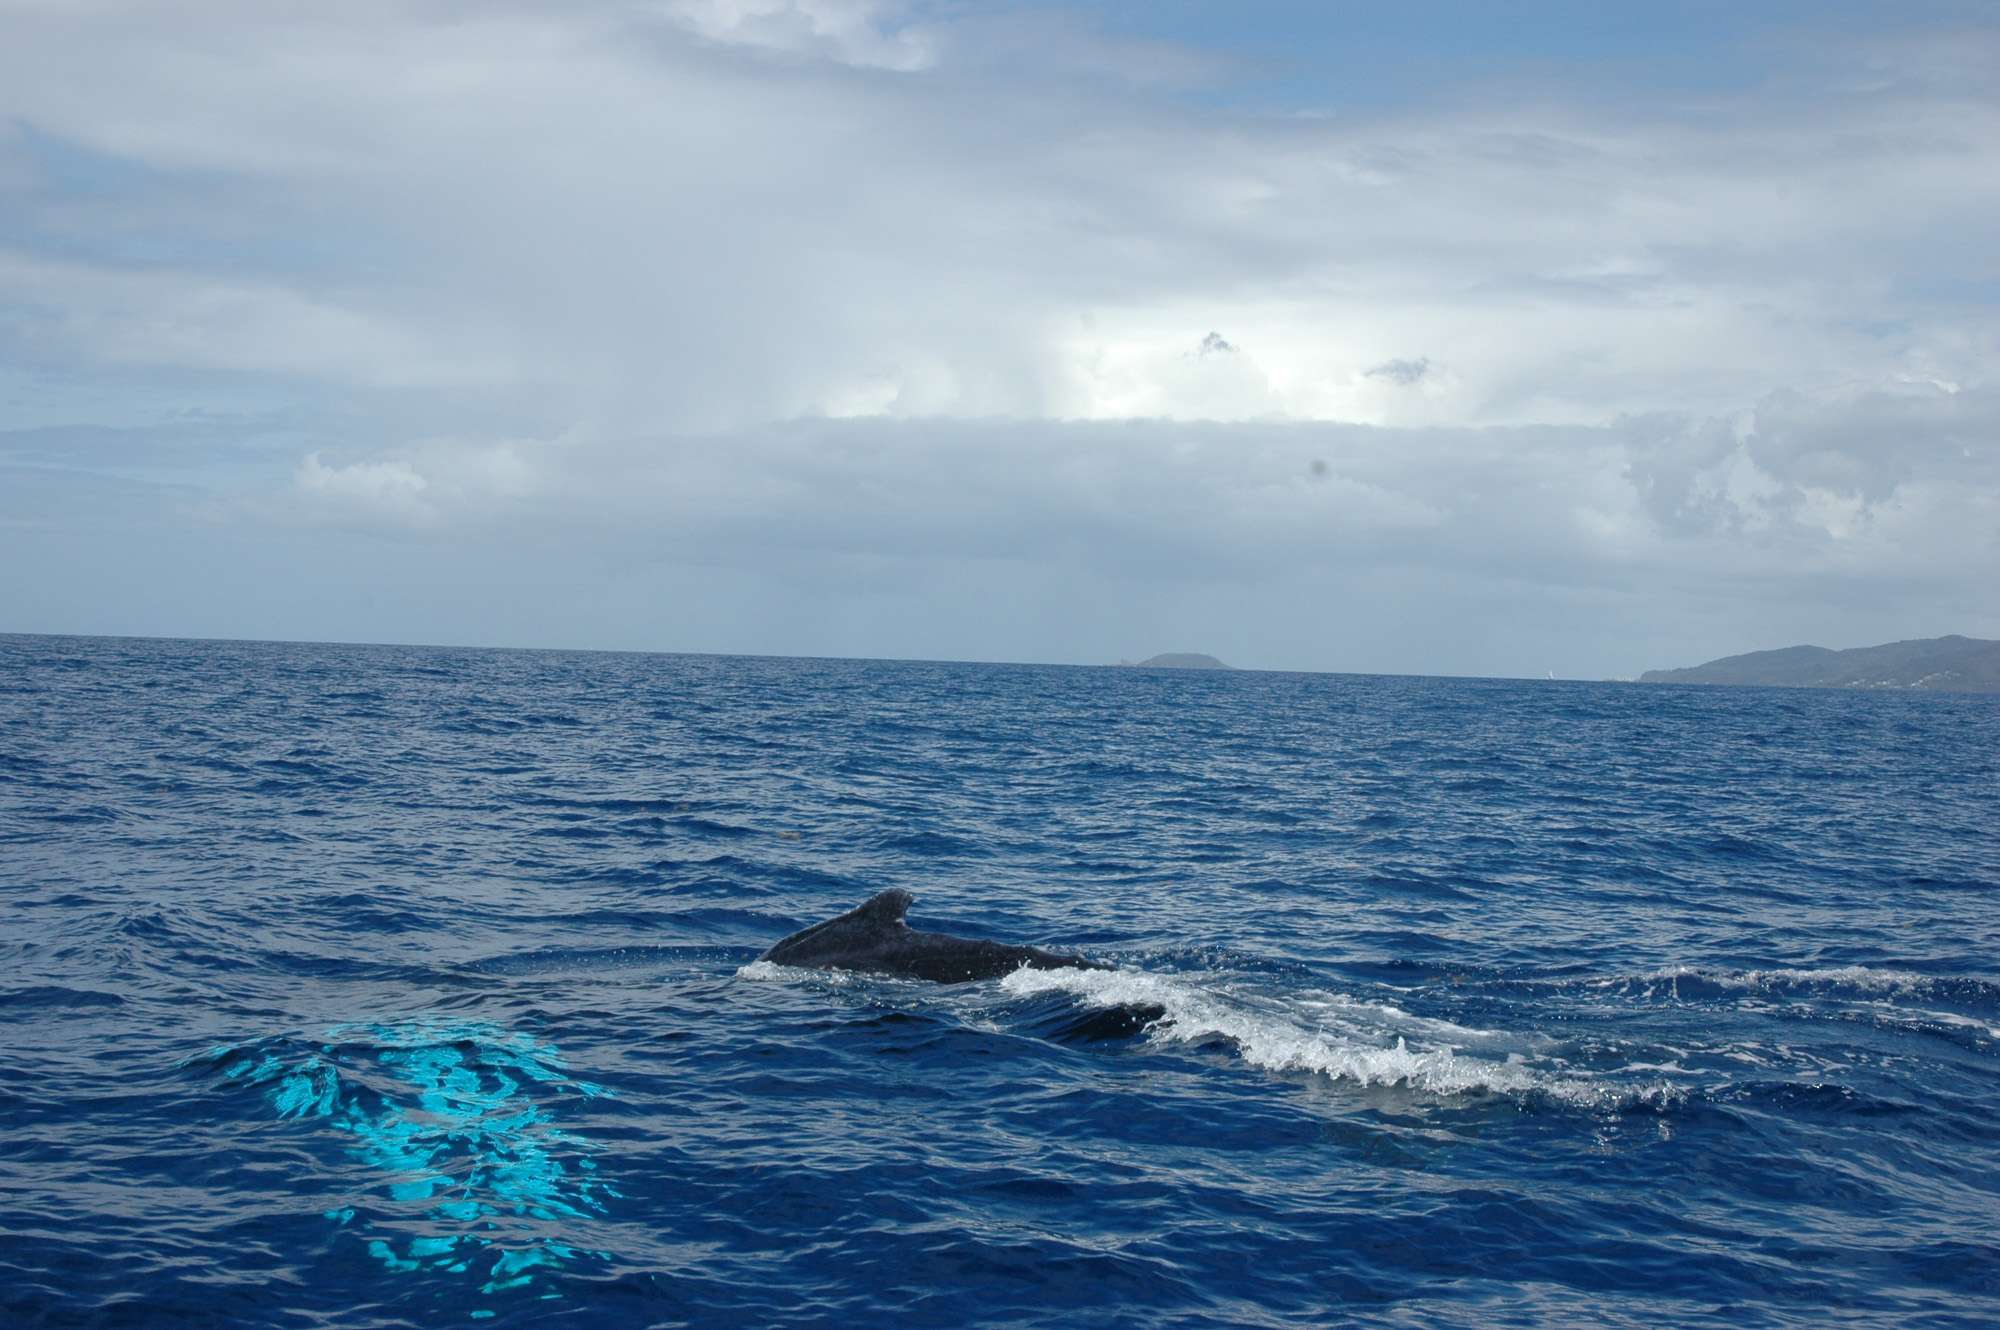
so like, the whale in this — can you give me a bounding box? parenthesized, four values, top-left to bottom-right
(759, 888, 1109, 984)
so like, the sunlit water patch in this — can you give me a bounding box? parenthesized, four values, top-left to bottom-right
(190, 1020, 615, 1301)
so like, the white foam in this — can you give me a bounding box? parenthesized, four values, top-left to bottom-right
(1639, 964, 1936, 995)
(1868, 1004, 2000, 1040)
(1000, 965, 1607, 1103)
(1291, 992, 1508, 1044)
(735, 960, 858, 986)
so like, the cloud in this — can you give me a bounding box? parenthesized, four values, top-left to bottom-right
(1744, 384, 1995, 503)
(277, 436, 547, 532)
(1, 1, 1994, 438)
(6, 383, 1994, 673)
(1364, 357, 1430, 386)
(658, 0, 936, 71)
(0, 252, 499, 387)
(293, 452, 434, 528)
(219, 386, 1991, 604)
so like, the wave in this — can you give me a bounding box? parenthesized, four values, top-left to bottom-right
(1643, 964, 1936, 995)
(1882, 1006, 2000, 1041)
(999, 967, 1633, 1105)
(1598, 965, 2000, 1012)
(0, 984, 126, 1011)
(1456, 964, 2000, 1013)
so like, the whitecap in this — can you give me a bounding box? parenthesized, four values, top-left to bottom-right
(999, 965, 1626, 1105)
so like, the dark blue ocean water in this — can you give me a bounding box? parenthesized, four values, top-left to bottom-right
(3, 633, 1998, 1329)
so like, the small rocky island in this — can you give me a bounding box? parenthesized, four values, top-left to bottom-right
(1640, 635, 2000, 693)
(1121, 653, 1232, 670)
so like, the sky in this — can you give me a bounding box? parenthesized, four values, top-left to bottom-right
(1, 0, 1995, 678)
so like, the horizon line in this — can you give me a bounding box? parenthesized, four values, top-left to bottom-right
(0, 627, 1603, 685)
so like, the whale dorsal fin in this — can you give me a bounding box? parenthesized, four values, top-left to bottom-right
(854, 889, 912, 927)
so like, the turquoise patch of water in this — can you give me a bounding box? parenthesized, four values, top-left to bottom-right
(204, 1019, 614, 1303)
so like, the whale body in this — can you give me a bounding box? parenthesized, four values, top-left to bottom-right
(759, 889, 1107, 984)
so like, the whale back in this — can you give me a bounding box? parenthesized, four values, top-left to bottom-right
(761, 888, 911, 966)
(758, 889, 1104, 982)
(853, 888, 913, 926)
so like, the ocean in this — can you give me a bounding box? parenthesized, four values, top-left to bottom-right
(2, 632, 1996, 1328)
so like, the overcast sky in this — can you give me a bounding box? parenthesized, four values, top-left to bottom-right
(2, 0, 1995, 677)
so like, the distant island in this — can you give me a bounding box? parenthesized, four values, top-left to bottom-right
(1120, 653, 1232, 670)
(1640, 635, 2000, 693)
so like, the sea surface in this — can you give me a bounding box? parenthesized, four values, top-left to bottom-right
(2, 633, 1998, 1329)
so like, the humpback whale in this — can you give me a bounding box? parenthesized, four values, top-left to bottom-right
(759, 889, 1108, 984)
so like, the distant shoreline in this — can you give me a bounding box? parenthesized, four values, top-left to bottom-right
(1639, 635, 1999, 695)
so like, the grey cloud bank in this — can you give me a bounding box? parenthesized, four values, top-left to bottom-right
(7, 392, 1992, 678)
(1, 1, 1995, 674)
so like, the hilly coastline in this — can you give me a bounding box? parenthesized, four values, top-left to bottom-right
(1640, 635, 2000, 693)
